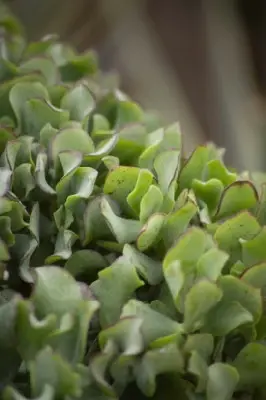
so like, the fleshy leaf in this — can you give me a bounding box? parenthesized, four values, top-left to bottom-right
(218, 275, 262, 323)
(35, 152, 56, 195)
(215, 181, 258, 220)
(30, 346, 82, 398)
(184, 334, 214, 361)
(196, 248, 229, 281)
(126, 168, 153, 215)
(103, 166, 140, 215)
(139, 185, 164, 223)
(192, 178, 223, 212)
(178, 146, 211, 191)
(19, 57, 58, 85)
(163, 261, 184, 308)
(0, 216, 14, 246)
(241, 227, 266, 267)
(59, 50, 98, 81)
(154, 150, 180, 194)
(12, 163, 35, 199)
(89, 341, 117, 397)
(162, 200, 197, 249)
(65, 249, 107, 279)
(206, 159, 237, 186)
(51, 128, 94, 162)
(136, 213, 165, 252)
(183, 280, 222, 332)
(58, 166, 98, 210)
(48, 299, 99, 364)
(16, 300, 57, 361)
(99, 317, 143, 355)
(116, 100, 143, 128)
(61, 83, 95, 121)
(0, 168, 12, 196)
(123, 244, 163, 285)
(91, 256, 144, 327)
(39, 123, 57, 148)
(206, 363, 239, 400)
(214, 211, 261, 265)
(3, 140, 21, 170)
(0, 126, 15, 154)
(101, 197, 142, 244)
(58, 151, 82, 177)
(135, 343, 184, 397)
(203, 301, 253, 336)
(163, 227, 207, 269)
(82, 196, 114, 245)
(9, 81, 49, 128)
(233, 343, 266, 389)
(32, 266, 83, 318)
(22, 98, 69, 138)
(4, 385, 55, 400)
(241, 262, 266, 289)
(121, 300, 181, 347)
(187, 351, 208, 392)
(45, 229, 78, 264)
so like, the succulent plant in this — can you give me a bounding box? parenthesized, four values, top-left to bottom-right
(2, 5, 266, 400)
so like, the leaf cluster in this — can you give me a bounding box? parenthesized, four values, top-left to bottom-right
(0, 5, 266, 400)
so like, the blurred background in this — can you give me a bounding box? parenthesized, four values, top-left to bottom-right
(7, 0, 266, 171)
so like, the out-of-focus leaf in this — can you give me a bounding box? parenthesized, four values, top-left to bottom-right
(32, 266, 83, 318)
(59, 51, 98, 81)
(241, 227, 266, 267)
(30, 346, 82, 398)
(121, 300, 181, 347)
(19, 57, 58, 85)
(9, 82, 49, 128)
(4, 385, 54, 400)
(16, 300, 57, 361)
(233, 343, 266, 389)
(65, 249, 107, 279)
(135, 343, 184, 397)
(206, 363, 239, 400)
(61, 83, 95, 121)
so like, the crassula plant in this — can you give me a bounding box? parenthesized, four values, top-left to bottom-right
(2, 5, 266, 400)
